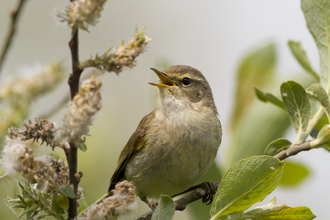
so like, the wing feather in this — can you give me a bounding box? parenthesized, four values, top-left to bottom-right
(108, 110, 155, 192)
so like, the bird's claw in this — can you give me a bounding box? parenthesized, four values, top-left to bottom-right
(199, 181, 217, 205)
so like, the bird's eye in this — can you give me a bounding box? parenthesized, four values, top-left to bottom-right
(182, 77, 192, 86)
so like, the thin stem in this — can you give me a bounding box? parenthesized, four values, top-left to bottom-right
(299, 107, 324, 142)
(136, 181, 221, 220)
(68, 28, 83, 99)
(67, 18, 83, 220)
(68, 143, 78, 219)
(0, 0, 27, 73)
(274, 142, 311, 161)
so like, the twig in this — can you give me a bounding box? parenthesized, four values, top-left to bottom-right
(274, 142, 312, 161)
(0, 0, 27, 73)
(136, 181, 221, 220)
(67, 142, 78, 219)
(68, 28, 83, 99)
(67, 23, 83, 220)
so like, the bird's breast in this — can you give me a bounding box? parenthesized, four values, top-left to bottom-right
(125, 108, 222, 200)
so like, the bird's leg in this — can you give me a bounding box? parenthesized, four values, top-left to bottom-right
(171, 181, 218, 205)
(139, 195, 158, 211)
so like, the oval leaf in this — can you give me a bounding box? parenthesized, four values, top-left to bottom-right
(231, 43, 276, 130)
(57, 194, 70, 209)
(77, 142, 88, 152)
(210, 156, 284, 219)
(281, 81, 310, 134)
(254, 86, 285, 110)
(246, 205, 316, 220)
(311, 114, 329, 138)
(302, 0, 330, 90)
(288, 40, 319, 82)
(52, 196, 63, 214)
(264, 138, 292, 156)
(59, 185, 75, 198)
(306, 83, 330, 121)
(279, 161, 310, 186)
(311, 124, 330, 151)
(151, 195, 175, 220)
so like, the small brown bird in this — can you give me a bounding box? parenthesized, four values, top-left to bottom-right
(108, 65, 222, 206)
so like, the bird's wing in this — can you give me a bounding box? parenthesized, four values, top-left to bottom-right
(108, 110, 155, 192)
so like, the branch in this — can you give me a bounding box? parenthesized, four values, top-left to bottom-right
(136, 181, 221, 220)
(68, 28, 83, 99)
(0, 0, 27, 73)
(67, 25, 83, 220)
(273, 142, 312, 161)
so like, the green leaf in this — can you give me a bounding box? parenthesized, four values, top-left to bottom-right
(281, 81, 311, 134)
(245, 197, 277, 214)
(231, 44, 276, 130)
(17, 204, 38, 219)
(77, 142, 88, 152)
(311, 114, 329, 138)
(306, 83, 330, 121)
(245, 205, 316, 220)
(52, 196, 63, 214)
(310, 124, 330, 150)
(264, 138, 292, 156)
(210, 156, 284, 219)
(288, 40, 319, 82)
(228, 74, 315, 167)
(302, 0, 330, 91)
(59, 185, 75, 198)
(57, 194, 70, 209)
(151, 195, 175, 220)
(279, 161, 310, 186)
(254, 86, 285, 110)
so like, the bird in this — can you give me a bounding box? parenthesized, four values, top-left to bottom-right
(108, 65, 222, 207)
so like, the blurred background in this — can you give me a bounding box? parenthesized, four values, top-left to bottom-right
(0, 0, 329, 219)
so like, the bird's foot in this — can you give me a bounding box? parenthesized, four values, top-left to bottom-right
(139, 195, 158, 211)
(172, 181, 217, 205)
(147, 201, 159, 211)
(199, 181, 217, 204)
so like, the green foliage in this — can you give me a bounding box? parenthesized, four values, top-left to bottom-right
(306, 83, 330, 120)
(288, 40, 319, 82)
(231, 44, 276, 130)
(243, 198, 316, 220)
(264, 138, 292, 156)
(280, 81, 310, 136)
(151, 195, 175, 220)
(227, 43, 300, 165)
(302, 0, 330, 91)
(253, 86, 285, 110)
(59, 185, 76, 198)
(77, 142, 88, 152)
(310, 124, 330, 151)
(210, 156, 284, 219)
(57, 194, 70, 209)
(52, 196, 63, 214)
(279, 161, 310, 186)
(7, 182, 66, 220)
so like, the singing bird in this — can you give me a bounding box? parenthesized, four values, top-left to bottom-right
(108, 65, 222, 207)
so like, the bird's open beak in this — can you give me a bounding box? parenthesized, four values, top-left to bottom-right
(149, 68, 176, 88)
